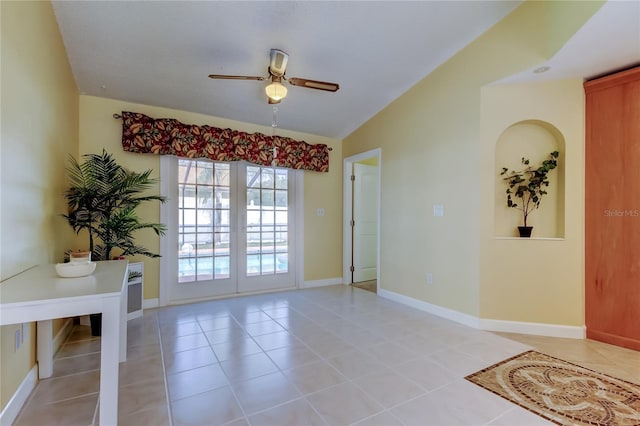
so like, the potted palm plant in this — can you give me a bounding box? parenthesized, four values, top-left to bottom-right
(63, 150, 167, 334)
(500, 151, 559, 237)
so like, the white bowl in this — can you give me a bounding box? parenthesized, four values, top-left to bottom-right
(55, 262, 97, 278)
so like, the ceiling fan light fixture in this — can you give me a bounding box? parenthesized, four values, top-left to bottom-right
(265, 81, 288, 101)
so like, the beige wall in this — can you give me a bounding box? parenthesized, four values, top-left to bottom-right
(343, 1, 602, 322)
(78, 95, 343, 299)
(0, 0, 79, 410)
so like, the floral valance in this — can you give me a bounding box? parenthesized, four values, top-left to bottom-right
(120, 111, 330, 172)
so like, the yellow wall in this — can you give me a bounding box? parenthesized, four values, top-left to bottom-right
(343, 1, 602, 322)
(78, 95, 343, 299)
(0, 0, 79, 410)
(480, 79, 584, 325)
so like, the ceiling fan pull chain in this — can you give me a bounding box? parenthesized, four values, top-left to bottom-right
(271, 106, 278, 132)
(271, 106, 278, 167)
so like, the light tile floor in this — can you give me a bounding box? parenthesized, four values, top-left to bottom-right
(14, 285, 640, 426)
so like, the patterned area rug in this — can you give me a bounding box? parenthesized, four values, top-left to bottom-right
(465, 350, 640, 425)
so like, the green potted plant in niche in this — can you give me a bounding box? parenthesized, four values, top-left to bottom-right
(63, 149, 167, 334)
(500, 151, 559, 237)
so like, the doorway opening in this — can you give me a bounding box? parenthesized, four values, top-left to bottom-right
(343, 149, 381, 293)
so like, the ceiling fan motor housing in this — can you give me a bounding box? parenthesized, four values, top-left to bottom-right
(270, 49, 289, 77)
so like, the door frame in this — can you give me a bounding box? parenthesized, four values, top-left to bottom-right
(343, 148, 381, 289)
(159, 156, 305, 306)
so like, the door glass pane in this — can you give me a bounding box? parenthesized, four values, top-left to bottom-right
(245, 167, 289, 276)
(261, 189, 274, 207)
(247, 254, 260, 276)
(276, 253, 288, 272)
(178, 159, 231, 283)
(247, 232, 260, 254)
(275, 211, 287, 224)
(215, 256, 230, 278)
(275, 170, 287, 189)
(196, 162, 213, 185)
(276, 232, 288, 253)
(261, 254, 275, 274)
(247, 189, 260, 207)
(261, 168, 274, 188)
(197, 257, 213, 281)
(247, 166, 261, 188)
(275, 190, 287, 207)
(261, 210, 275, 225)
(261, 232, 275, 249)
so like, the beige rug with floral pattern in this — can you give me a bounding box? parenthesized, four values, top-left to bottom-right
(466, 350, 640, 425)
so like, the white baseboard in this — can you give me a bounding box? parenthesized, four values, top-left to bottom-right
(378, 288, 480, 328)
(378, 288, 585, 339)
(143, 298, 159, 309)
(0, 365, 37, 425)
(479, 319, 585, 339)
(302, 278, 343, 288)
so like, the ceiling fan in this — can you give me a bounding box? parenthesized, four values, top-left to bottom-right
(208, 49, 340, 104)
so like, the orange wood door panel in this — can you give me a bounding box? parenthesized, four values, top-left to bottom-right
(585, 67, 640, 351)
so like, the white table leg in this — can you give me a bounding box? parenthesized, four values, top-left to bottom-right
(99, 300, 120, 426)
(36, 320, 53, 379)
(119, 277, 128, 363)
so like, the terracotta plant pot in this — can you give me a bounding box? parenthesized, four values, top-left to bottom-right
(69, 250, 91, 263)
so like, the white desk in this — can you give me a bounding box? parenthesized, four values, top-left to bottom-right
(0, 260, 128, 425)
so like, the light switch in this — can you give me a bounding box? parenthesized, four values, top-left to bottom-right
(317, 208, 325, 217)
(433, 205, 444, 217)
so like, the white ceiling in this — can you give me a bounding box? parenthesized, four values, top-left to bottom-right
(52, 1, 639, 140)
(499, 0, 640, 84)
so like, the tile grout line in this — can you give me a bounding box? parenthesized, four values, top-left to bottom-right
(156, 311, 175, 426)
(199, 314, 251, 425)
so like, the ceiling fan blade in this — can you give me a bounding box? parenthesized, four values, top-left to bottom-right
(208, 74, 265, 81)
(288, 78, 339, 92)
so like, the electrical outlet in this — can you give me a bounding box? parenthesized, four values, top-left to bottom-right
(426, 273, 433, 284)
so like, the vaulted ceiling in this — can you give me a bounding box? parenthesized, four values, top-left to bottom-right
(52, 1, 639, 139)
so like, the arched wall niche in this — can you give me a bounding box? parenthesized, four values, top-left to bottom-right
(494, 119, 565, 238)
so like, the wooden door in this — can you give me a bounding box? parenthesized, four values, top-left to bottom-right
(585, 67, 640, 351)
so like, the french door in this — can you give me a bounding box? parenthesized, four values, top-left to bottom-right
(161, 157, 299, 303)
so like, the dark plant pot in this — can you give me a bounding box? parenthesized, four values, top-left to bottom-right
(518, 226, 533, 238)
(89, 313, 102, 336)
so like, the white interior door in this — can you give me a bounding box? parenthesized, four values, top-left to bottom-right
(353, 163, 378, 282)
(163, 158, 297, 303)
